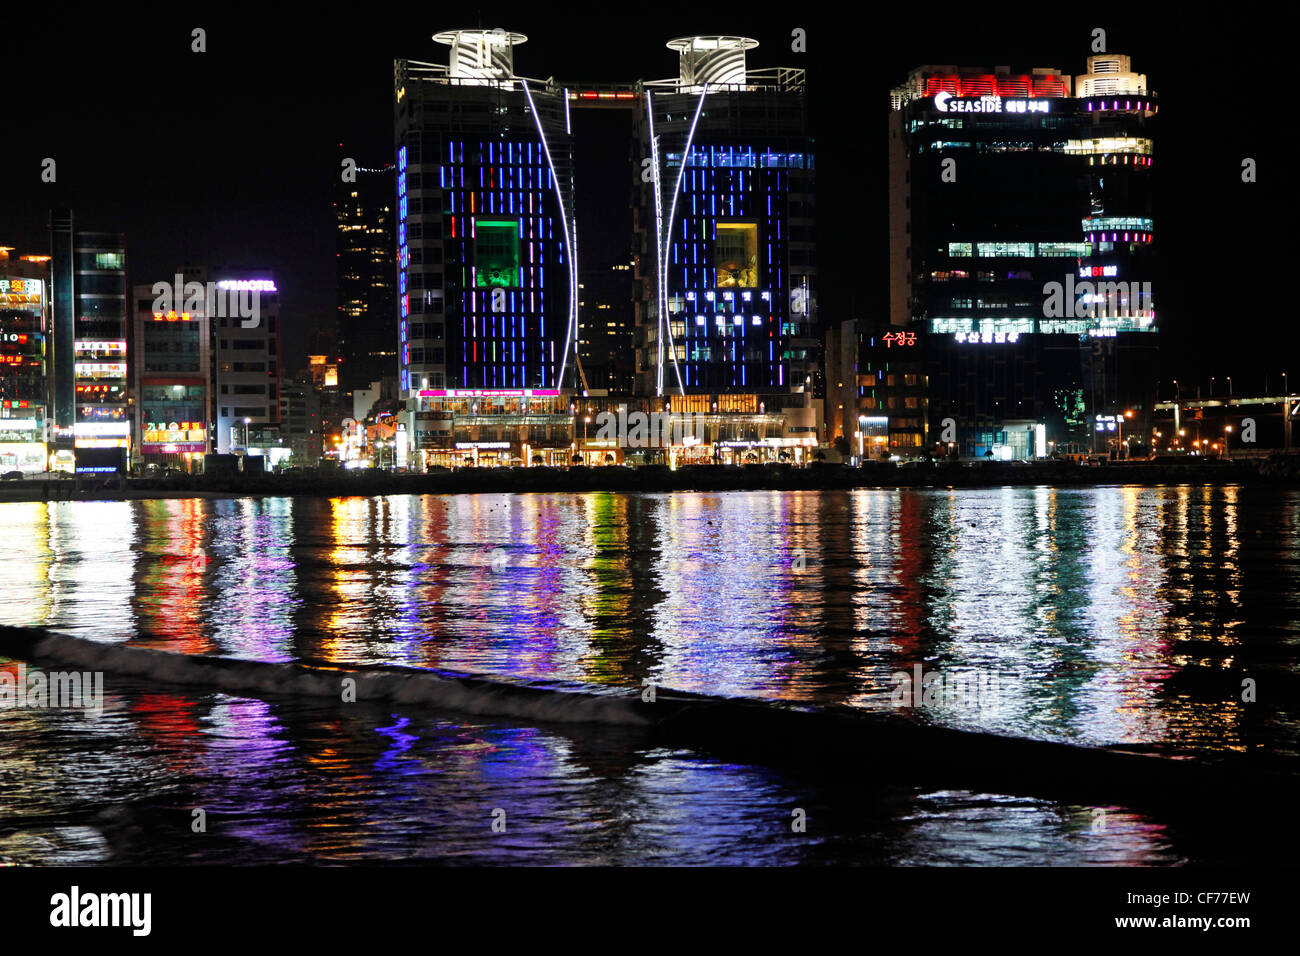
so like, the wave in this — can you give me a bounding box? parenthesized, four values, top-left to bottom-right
(0, 626, 651, 727)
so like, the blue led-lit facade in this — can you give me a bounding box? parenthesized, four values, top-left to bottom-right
(436, 138, 565, 388)
(636, 84, 816, 403)
(665, 145, 811, 391)
(395, 59, 575, 406)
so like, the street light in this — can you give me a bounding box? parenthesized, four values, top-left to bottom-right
(1116, 410, 1134, 459)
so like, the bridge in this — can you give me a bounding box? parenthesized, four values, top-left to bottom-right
(1155, 395, 1300, 451)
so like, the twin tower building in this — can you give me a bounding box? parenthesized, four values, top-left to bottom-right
(393, 31, 821, 468)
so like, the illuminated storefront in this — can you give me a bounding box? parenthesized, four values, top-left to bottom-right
(571, 393, 806, 466)
(412, 388, 574, 468)
(141, 421, 207, 469)
(0, 415, 46, 473)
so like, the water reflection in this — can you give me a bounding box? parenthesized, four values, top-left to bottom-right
(0, 486, 1295, 754)
(1, 486, 1298, 865)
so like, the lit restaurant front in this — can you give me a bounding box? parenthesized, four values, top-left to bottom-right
(410, 388, 575, 469)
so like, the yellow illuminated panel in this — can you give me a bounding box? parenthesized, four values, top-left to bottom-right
(715, 223, 759, 288)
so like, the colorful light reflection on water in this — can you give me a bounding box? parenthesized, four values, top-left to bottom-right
(0, 486, 1295, 865)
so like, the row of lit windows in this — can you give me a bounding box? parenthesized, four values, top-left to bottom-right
(948, 242, 1090, 258)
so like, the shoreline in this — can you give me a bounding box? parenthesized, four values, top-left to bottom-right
(1, 459, 1296, 502)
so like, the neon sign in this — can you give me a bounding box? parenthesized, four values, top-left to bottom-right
(144, 423, 206, 444)
(882, 331, 917, 348)
(418, 388, 561, 398)
(216, 279, 277, 292)
(934, 92, 1050, 114)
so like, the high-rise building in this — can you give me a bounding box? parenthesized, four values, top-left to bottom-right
(49, 211, 130, 473)
(889, 55, 1157, 457)
(335, 155, 397, 392)
(0, 247, 51, 472)
(394, 29, 582, 468)
(395, 30, 581, 400)
(632, 36, 818, 404)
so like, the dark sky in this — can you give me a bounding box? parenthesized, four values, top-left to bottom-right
(0, 5, 1285, 394)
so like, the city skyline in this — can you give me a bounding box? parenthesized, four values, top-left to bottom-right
(0, 12, 1281, 394)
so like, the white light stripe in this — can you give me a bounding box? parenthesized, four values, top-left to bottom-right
(646, 91, 666, 395)
(523, 80, 579, 390)
(659, 85, 707, 396)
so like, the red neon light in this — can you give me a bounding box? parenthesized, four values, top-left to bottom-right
(922, 74, 1069, 98)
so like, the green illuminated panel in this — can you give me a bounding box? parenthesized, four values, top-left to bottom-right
(475, 219, 521, 288)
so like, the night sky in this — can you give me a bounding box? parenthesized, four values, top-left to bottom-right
(0, 6, 1283, 395)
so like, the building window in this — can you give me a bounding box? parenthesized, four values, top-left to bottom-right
(715, 222, 760, 288)
(474, 219, 521, 288)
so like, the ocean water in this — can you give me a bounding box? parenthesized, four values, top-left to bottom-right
(0, 485, 1295, 865)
